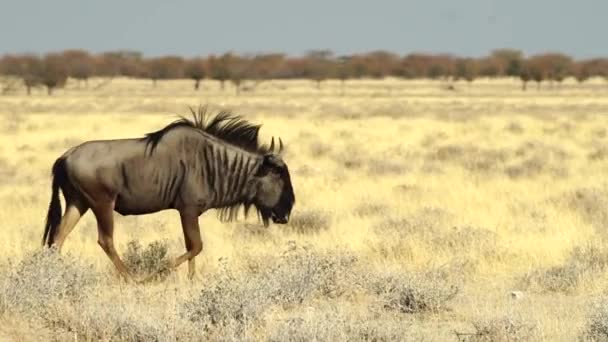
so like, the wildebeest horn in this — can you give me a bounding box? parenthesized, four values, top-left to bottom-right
(279, 137, 284, 154)
(269, 137, 275, 152)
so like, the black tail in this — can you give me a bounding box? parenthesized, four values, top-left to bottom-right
(42, 158, 67, 247)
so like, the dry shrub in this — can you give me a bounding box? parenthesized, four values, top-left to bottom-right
(420, 131, 448, 148)
(0, 158, 16, 185)
(234, 222, 271, 239)
(505, 121, 524, 134)
(428, 144, 508, 173)
(504, 155, 545, 178)
(520, 243, 608, 293)
(335, 144, 367, 170)
(365, 270, 459, 314)
(566, 188, 608, 235)
(268, 306, 418, 342)
(392, 183, 420, 195)
(0, 249, 97, 327)
(181, 244, 358, 337)
(582, 299, 608, 341)
(309, 141, 332, 157)
(374, 207, 454, 238)
(287, 209, 331, 234)
(431, 225, 507, 265)
(588, 145, 608, 161)
(355, 202, 390, 217)
(1, 112, 24, 133)
(122, 240, 171, 281)
(367, 158, 409, 175)
(457, 314, 538, 342)
(506, 141, 569, 178)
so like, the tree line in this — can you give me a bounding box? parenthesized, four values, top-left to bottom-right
(1, 49, 608, 95)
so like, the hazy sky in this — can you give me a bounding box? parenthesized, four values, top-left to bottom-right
(1, 0, 606, 58)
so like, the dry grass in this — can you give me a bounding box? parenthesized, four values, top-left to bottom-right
(1, 77, 608, 340)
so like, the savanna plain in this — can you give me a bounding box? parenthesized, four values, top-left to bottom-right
(1, 78, 608, 341)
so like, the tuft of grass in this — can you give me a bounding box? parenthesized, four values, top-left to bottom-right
(367, 158, 409, 175)
(268, 306, 418, 342)
(520, 243, 608, 293)
(354, 202, 390, 217)
(122, 240, 172, 281)
(287, 210, 332, 234)
(0, 249, 97, 328)
(181, 244, 359, 338)
(366, 270, 459, 314)
(457, 314, 538, 342)
(567, 188, 608, 235)
(429, 144, 508, 173)
(581, 298, 608, 341)
(309, 141, 332, 157)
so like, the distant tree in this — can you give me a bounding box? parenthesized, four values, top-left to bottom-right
(477, 56, 502, 78)
(225, 54, 250, 95)
(362, 50, 399, 79)
(0, 54, 42, 95)
(38, 53, 68, 95)
(249, 53, 286, 80)
(427, 54, 456, 82)
(96, 50, 144, 78)
(519, 62, 532, 91)
(573, 61, 593, 83)
(207, 54, 231, 90)
(454, 58, 478, 84)
(62, 50, 95, 87)
(184, 58, 206, 90)
(524, 56, 548, 90)
(304, 49, 334, 89)
(335, 56, 353, 95)
(144, 56, 184, 87)
(490, 49, 523, 77)
(541, 53, 573, 86)
(402, 54, 434, 78)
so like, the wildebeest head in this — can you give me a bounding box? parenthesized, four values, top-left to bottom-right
(250, 138, 295, 226)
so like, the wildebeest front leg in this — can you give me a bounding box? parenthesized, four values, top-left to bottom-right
(92, 200, 133, 282)
(172, 208, 203, 279)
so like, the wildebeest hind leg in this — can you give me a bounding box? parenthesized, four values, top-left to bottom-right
(92, 201, 133, 282)
(53, 200, 88, 251)
(171, 209, 203, 279)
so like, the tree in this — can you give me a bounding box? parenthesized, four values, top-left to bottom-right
(361, 50, 399, 79)
(184, 58, 206, 90)
(454, 58, 478, 84)
(0, 54, 42, 95)
(573, 61, 592, 83)
(38, 53, 68, 95)
(303, 49, 333, 89)
(207, 54, 231, 90)
(225, 54, 250, 95)
(62, 49, 95, 87)
(144, 56, 184, 86)
(490, 49, 523, 77)
(519, 62, 532, 91)
(541, 53, 573, 86)
(335, 56, 353, 95)
(96, 50, 144, 78)
(249, 53, 286, 80)
(524, 56, 548, 90)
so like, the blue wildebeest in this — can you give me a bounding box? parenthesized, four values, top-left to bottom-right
(43, 108, 295, 281)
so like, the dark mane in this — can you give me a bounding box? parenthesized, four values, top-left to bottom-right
(143, 106, 269, 155)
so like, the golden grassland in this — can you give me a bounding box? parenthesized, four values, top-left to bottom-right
(1, 77, 608, 341)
